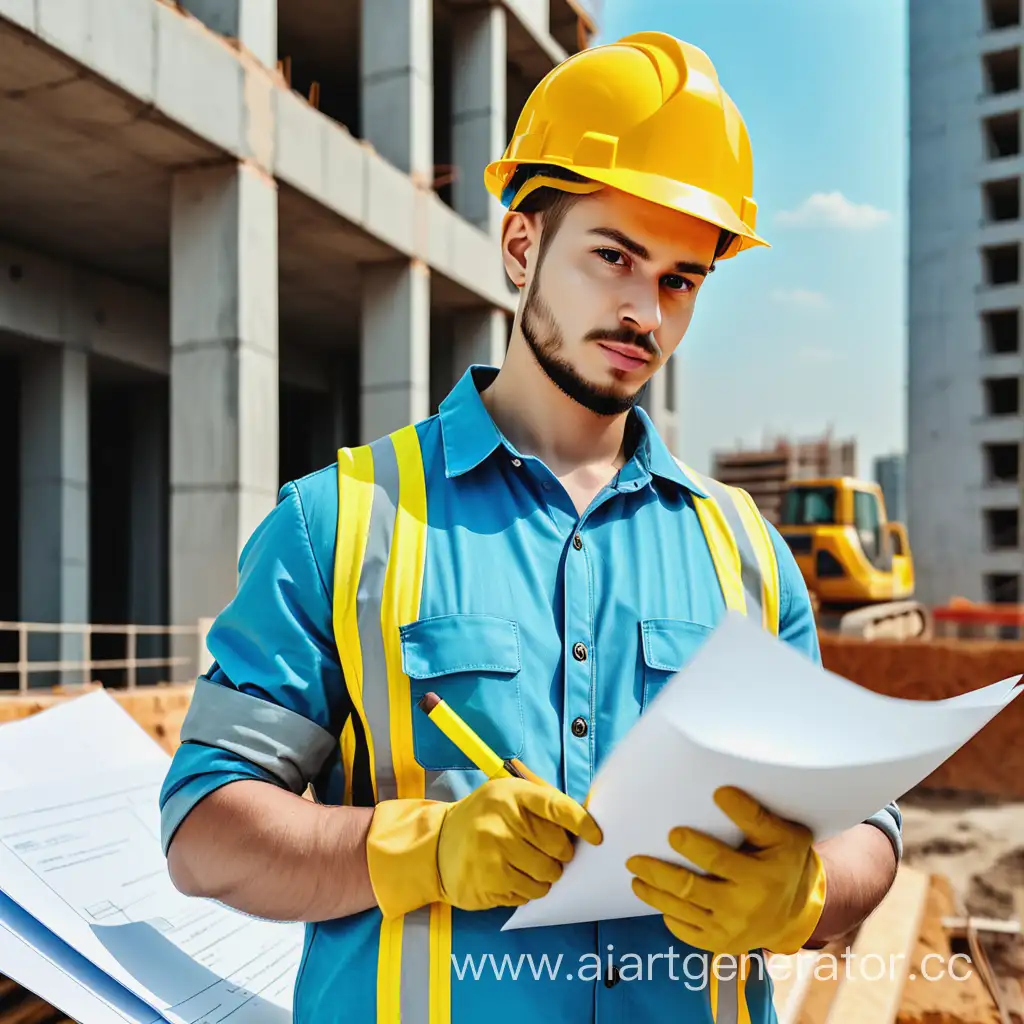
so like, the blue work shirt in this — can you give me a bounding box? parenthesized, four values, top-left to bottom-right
(161, 366, 901, 1023)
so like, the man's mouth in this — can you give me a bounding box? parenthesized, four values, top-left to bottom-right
(597, 341, 652, 371)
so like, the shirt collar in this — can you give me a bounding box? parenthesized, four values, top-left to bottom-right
(437, 364, 709, 499)
(630, 405, 710, 498)
(438, 365, 506, 477)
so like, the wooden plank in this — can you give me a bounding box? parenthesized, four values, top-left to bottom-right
(898, 873, 1001, 1024)
(943, 916, 1021, 938)
(769, 951, 823, 1024)
(824, 865, 930, 1024)
(0, 992, 62, 1024)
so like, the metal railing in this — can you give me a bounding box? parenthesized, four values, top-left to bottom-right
(0, 621, 203, 693)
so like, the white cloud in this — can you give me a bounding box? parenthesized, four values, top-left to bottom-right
(770, 287, 832, 311)
(776, 191, 891, 230)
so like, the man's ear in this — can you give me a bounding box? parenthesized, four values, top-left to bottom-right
(501, 211, 538, 290)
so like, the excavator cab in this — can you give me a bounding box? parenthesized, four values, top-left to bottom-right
(777, 477, 915, 609)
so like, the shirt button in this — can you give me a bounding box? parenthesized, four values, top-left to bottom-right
(572, 641, 588, 662)
(604, 965, 620, 988)
(572, 533, 583, 550)
(571, 716, 588, 738)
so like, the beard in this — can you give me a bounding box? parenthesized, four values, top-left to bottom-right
(520, 277, 652, 417)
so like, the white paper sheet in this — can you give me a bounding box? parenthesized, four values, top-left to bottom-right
(505, 611, 1024, 931)
(0, 761, 303, 1024)
(0, 691, 178, 1023)
(0, 690, 168, 792)
(0, 690, 304, 1024)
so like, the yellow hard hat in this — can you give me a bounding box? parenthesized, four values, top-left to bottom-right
(484, 31, 766, 260)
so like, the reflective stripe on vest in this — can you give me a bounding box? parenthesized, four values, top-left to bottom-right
(679, 460, 781, 636)
(334, 438, 780, 1024)
(334, 426, 451, 1024)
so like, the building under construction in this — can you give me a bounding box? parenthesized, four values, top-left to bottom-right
(0, 0, 683, 688)
(711, 433, 858, 525)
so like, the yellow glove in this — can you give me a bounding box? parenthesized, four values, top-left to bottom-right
(625, 786, 826, 956)
(366, 776, 603, 918)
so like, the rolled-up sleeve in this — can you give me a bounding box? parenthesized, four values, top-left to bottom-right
(766, 520, 903, 863)
(160, 473, 349, 855)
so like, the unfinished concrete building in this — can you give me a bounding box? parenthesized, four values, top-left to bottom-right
(0, 0, 689, 687)
(711, 433, 857, 525)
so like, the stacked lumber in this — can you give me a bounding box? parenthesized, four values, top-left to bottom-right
(0, 683, 193, 754)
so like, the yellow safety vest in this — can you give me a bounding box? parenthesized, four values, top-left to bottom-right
(331, 423, 781, 1024)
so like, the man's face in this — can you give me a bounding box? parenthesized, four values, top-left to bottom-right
(512, 187, 722, 416)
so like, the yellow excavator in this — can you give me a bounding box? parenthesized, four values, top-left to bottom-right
(775, 477, 931, 638)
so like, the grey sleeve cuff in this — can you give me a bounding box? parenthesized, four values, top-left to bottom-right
(179, 676, 337, 793)
(862, 801, 903, 862)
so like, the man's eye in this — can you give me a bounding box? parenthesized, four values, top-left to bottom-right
(663, 274, 693, 293)
(596, 248, 625, 265)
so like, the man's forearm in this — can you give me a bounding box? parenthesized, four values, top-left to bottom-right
(166, 779, 377, 922)
(806, 822, 899, 945)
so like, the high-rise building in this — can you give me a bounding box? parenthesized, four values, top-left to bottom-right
(909, 0, 1024, 605)
(873, 453, 907, 525)
(1, 0, 684, 688)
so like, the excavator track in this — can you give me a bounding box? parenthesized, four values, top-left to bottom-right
(817, 600, 933, 640)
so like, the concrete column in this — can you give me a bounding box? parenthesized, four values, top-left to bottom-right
(19, 347, 89, 684)
(361, 260, 431, 442)
(179, 0, 277, 67)
(170, 163, 279, 640)
(452, 5, 507, 235)
(453, 308, 507, 374)
(361, 0, 433, 180)
(641, 368, 679, 455)
(130, 387, 168, 682)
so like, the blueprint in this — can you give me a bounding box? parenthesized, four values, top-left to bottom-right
(0, 691, 303, 1024)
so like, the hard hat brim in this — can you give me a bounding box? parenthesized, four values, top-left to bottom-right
(485, 159, 769, 259)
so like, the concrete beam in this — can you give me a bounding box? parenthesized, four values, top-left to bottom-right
(360, 0, 433, 181)
(178, 0, 277, 68)
(361, 259, 431, 442)
(452, 5, 507, 236)
(0, 240, 167, 374)
(170, 163, 279, 632)
(3, 3, 515, 312)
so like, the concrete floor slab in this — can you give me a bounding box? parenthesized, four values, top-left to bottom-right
(0, 7, 514, 355)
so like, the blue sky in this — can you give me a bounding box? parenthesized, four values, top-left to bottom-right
(596, 0, 907, 478)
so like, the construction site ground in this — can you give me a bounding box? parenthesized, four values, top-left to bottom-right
(900, 786, 1024, 981)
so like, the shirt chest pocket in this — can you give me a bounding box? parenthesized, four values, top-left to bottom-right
(640, 618, 713, 713)
(400, 613, 525, 771)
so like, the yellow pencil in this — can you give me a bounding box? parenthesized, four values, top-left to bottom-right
(417, 691, 528, 780)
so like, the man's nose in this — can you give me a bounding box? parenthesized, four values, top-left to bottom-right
(618, 284, 663, 336)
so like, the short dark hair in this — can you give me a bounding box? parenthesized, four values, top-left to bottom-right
(504, 164, 591, 263)
(506, 162, 738, 268)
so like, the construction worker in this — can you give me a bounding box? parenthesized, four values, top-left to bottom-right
(160, 32, 902, 1024)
